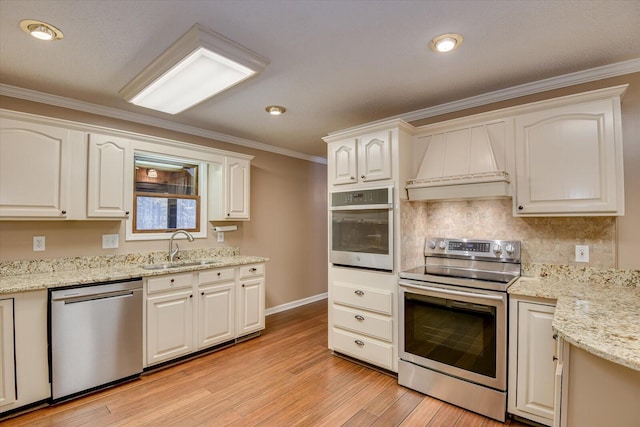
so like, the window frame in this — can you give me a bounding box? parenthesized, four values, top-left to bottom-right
(125, 149, 210, 241)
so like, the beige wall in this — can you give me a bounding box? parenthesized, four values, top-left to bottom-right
(410, 72, 640, 270)
(0, 96, 328, 309)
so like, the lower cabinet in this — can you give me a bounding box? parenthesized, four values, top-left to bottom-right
(508, 296, 557, 426)
(328, 266, 396, 372)
(144, 263, 265, 368)
(0, 291, 50, 415)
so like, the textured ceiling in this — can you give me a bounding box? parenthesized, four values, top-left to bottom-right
(1, 0, 639, 159)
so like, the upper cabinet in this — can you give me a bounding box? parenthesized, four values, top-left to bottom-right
(87, 133, 133, 219)
(327, 130, 392, 186)
(0, 117, 74, 218)
(513, 87, 626, 216)
(208, 155, 252, 221)
(325, 120, 414, 189)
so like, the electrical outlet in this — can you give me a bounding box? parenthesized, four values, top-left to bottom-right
(217, 232, 224, 243)
(102, 234, 119, 249)
(33, 236, 45, 251)
(575, 245, 589, 263)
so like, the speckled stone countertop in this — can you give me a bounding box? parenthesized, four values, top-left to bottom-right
(0, 248, 268, 294)
(509, 263, 640, 372)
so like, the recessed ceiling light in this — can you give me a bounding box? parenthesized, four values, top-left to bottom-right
(20, 19, 63, 41)
(265, 105, 286, 115)
(429, 33, 463, 53)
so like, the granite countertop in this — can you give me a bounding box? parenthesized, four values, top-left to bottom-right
(0, 248, 268, 294)
(509, 268, 640, 372)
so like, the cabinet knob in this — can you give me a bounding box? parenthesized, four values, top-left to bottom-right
(354, 290, 364, 296)
(518, 205, 524, 210)
(170, 279, 175, 283)
(201, 292, 204, 296)
(125, 211, 130, 215)
(354, 340, 365, 347)
(190, 295, 193, 298)
(249, 268, 257, 272)
(355, 315, 365, 321)
(553, 356, 558, 362)
(350, 176, 356, 180)
(217, 272, 221, 276)
(553, 333, 558, 341)
(61, 210, 67, 215)
(242, 284, 245, 287)
(227, 213, 230, 217)
(360, 175, 365, 179)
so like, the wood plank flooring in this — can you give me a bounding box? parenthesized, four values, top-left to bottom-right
(3, 299, 529, 426)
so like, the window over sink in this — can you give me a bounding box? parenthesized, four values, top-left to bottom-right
(128, 152, 207, 240)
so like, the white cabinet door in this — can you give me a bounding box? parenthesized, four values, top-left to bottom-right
(357, 130, 392, 183)
(0, 299, 15, 408)
(87, 134, 132, 218)
(328, 139, 358, 186)
(226, 157, 250, 219)
(237, 277, 265, 337)
(0, 118, 72, 218)
(327, 132, 392, 186)
(208, 156, 251, 221)
(197, 283, 235, 349)
(514, 98, 624, 215)
(146, 290, 194, 365)
(515, 301, 556, 425)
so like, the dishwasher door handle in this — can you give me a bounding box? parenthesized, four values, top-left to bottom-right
(54, 290, 135, 305)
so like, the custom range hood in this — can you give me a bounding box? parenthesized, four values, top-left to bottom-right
(406, 118, 512, 201)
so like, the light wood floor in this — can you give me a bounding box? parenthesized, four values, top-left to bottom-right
(3, 299, 529, 426)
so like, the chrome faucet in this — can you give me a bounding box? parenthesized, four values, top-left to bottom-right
(169, 230, 194, 263)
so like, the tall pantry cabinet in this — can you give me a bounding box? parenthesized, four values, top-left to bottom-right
(324, 119, 413, 373)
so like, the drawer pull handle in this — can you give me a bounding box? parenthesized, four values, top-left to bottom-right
(354, 340, 365, 347)
(354, 290, 364, 296)
(355, 315, 365, 321)
(249, 267, 257, 272)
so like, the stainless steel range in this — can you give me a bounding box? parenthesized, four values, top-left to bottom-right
(398, 238, 521, 422)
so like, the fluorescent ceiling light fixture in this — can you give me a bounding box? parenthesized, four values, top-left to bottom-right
(120, 24, 269, 114)
(20, 19, 63, 41)
(429, 33, 463, 53)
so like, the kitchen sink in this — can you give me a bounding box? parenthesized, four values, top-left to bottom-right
(142, 260, 220, 270)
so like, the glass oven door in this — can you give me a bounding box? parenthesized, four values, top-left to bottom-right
(399, 280, 507, 391)
(329, 187, 393, 271)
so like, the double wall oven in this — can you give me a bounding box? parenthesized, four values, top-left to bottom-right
(329, 186, 393, 271)
(399, 238, 520, 422)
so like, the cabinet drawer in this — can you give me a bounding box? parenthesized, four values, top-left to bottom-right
(333, 283, 392, 315)
(199, 268, 235, 284)
(239, 264, 264, 279)
(332, 328, 393, 370)
(332, 305, 392, 342)
(146, 273, 193, 294)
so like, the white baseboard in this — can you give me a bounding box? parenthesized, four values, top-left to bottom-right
(265, 293, 328, 316)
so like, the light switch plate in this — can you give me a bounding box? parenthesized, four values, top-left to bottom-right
(217, 232, 224, 243)
(102, 234, 119, 249)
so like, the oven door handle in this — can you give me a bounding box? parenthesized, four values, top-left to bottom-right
(399, 282, 505, 302)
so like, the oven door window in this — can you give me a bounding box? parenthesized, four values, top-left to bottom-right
(331, 209, 389, 255)
(404, 292, 497, 378)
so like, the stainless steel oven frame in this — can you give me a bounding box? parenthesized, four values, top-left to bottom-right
(398, 278, 508, 421)
(329, 186, 394, 271)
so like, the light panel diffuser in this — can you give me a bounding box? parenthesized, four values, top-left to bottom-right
(120, 24, 269, 114)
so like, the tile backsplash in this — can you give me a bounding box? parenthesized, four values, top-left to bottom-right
(400, 199, 616, 270)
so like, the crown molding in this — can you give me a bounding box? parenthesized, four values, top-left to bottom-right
(0, 83, 327, 165)
(393, 58, 640, 124)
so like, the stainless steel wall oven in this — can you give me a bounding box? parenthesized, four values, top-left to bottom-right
(329, 186, 393, 271)
(398, 238, 520, 422)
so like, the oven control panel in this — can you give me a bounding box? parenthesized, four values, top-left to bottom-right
(425, 238, 520, 261)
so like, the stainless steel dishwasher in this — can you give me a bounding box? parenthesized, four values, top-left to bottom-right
(49, 278, 143, 402)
